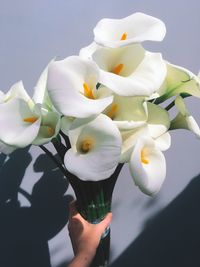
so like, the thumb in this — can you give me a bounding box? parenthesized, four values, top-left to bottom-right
(98, 212, 112, 232)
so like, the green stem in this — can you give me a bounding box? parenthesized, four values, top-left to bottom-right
(39, 145, 67, 176)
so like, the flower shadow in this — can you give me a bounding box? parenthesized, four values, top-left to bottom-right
(0, 149, 72, 267)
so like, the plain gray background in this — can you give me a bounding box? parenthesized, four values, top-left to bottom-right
(0, 0, 200, 266)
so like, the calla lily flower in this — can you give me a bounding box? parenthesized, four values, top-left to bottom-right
(64, 114, 122, 181)
(0, 62, 61, 149)
(156, 62, 200, 103)
(0, 98, 42, 147)
(93, 12, 166, 48)
(129, 136, 166, 196)
(80, 44, 166, 97)
(47, 56, 113, 118)
(170, 95, 200, 137)
(119, 102, 170, 162)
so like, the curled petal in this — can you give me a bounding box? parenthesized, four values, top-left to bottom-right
(170, 96, 200, 137)
(0, 81, 31, 104)
(129, 137, 166, 196)
(94, 12, 166, 48)
(154, 132, 171, 151)
(33, 59, 55, 107)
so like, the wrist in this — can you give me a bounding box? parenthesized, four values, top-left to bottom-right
(69, 250, 95, 267)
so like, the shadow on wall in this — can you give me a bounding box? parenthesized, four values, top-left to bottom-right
(111, 174, 200, 267)
(0, 148, 72, 267)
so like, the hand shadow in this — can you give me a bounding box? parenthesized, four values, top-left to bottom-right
(0, 149, 73, 267)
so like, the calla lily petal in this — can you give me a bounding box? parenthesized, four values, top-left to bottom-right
(47, 56, 113, 118)
(129, 136, 166, 196)
(0, 81, 31, 104)
(33, 59, 55, 107)
(170, 95, 200, 137)
(79, 42, 100, 60)
(157, 62, 200, 101)
(94, 12, 166, 48)
(64, 114, 122, 181)
(98, 50, 166, 96)
(147, 102, 170, 138)
(154, 132, 171, 151)
(0, 140, 16, 155)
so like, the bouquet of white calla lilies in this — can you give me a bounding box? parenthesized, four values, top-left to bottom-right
(1, 11, 200, 196)
(1, 12, 200, 267)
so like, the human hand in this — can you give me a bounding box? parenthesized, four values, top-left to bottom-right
(68, 201, 112, 267)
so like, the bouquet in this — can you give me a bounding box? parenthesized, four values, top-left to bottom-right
(0, 12, 200, 267)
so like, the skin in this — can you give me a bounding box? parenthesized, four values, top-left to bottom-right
(68, 201, 112, 267)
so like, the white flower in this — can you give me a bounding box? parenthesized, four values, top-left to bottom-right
(0, 63, 60, 149)
(64, 114, 122, 181)
(47, 56, 113, 118)
(129, 136, 166, 196)
(170, 95, 200, 137)
(93, 12, 166, 48)
(119, 102, 170, 162)
(156, 62, 200, 102)
(81, 44, 166, 97)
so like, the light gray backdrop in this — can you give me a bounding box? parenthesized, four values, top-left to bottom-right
(0, 0, 200, 266)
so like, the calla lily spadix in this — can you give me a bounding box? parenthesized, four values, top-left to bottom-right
(47, 56, 113, 118)
(81, 43, 167, 97)
(64, 114, 122, 181)
(93, 12, 166, 48)
(170, 95, 200, 138)
(129, 136, 166, 196)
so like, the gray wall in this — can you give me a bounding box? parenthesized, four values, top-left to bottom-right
(0, 1, 200, 266)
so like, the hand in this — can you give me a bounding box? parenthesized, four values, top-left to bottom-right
(68, 201, 112, 267)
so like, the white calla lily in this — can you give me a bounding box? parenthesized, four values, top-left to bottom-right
(119, 102, 170, 162)
(84, 44, 166, 96)
(0, 62, 61, 150)
(170, 95, 200, 137)
(64, 114, 122, 181)
(156, 62, 200, 102)
(0, 98, 41, 147)
(129, 136, 166, 196)
(47, 56, 113, 118)
(93, 12, 166, 48)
